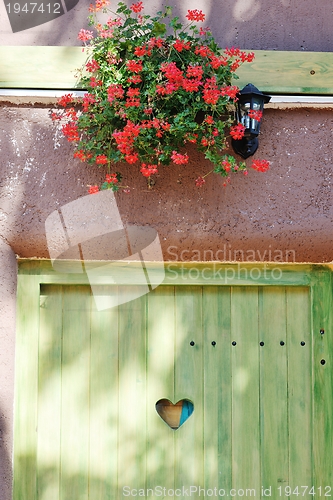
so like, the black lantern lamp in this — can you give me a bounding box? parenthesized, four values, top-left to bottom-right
(232, 83, 271, 159)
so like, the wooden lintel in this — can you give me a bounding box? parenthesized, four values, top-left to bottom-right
(1, 47, 333, 95)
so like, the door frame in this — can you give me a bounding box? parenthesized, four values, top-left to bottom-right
(13, 259, 333, 499)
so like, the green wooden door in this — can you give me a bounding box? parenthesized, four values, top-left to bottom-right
(13, 272, 333, 499)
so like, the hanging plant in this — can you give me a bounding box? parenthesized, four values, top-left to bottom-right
(52, 0, 270, 193)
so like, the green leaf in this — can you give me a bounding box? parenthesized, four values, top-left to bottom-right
(152, 21, 167, 35)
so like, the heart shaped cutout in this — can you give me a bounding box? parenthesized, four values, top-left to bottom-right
(155, 399, 194, 430)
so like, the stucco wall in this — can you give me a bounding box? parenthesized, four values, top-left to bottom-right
(0, 241, 16, 500)
(1, 104, 333, 263)
(0, 0, 333, 51)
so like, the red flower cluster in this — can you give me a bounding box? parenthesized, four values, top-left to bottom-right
(186, 65, 203, 79)
(195, 176, 206, 187)
(171, 151, 189, 164)
(88, 0, 109, 12)
(161, 62, 183, 84)
(140, 164, 158, 177)
(248, 109, 263, 121)
(126, 87, 141, 107)
(205, 115, 214, 125)
(186, 9, 205, 22)
(130, 1, 143, 13)
(203, 77, 220, 105)
(82, 93, 96, 112)
(182, 78, 202, 92)
(134, 45, 149, 57)
(209, 55, 228, 69)
(57, 93, 74, 107)
(57, 0, 269, 194)
(127, 74, 142, 84)
(107, 84, 125, 103)
(126, 60, 143, 73)
(201, 137, 214, 147)
(148, 37, 164, 49)
(195, 45, 212, 57)
(220, 85, 239, 100)
(96, 154, 108, 165)
(230, 123, 246, 140)
(62, 122, 79, 141)
(138, 117, 170, 139)
(173, 39, 191, 52)
(113, 120, 141, 163)
(86, 59, 100, 72)
(78, 29, 94, 42)
(222, 159, 232, 172)
(105, 173, 118, 183)
(251, 159, 270, 172)
(74, 149, 92, 162)
(225, 47, 255, 63)
(90, 76, 102, 87)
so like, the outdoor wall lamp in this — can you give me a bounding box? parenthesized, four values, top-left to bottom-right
(232, 83, 271, 159)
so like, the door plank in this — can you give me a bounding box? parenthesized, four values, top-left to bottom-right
(287, 287, 312, 490)
(60, 286, 91, 500)
(231, 287, 260, 494)
(174, 286, 204, 489)
(89, 286, 119, 499)
(117, 290, 147, 494)
(203, 286, 232, 492)
(13, 275, 40, 500)
(146, 286, 176, 491)
(259, 287, 289, 490)
(37, 285, 63, 500)
(312, 272, 333, 490)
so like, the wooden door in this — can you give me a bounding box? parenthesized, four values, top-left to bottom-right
(13, 277, 333, 499)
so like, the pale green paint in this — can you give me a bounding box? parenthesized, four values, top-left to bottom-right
(312, 271, 333, 489)
(14, 261, 333, 499)
(1, 47, 333, 94)
(259, 287, 289, 488)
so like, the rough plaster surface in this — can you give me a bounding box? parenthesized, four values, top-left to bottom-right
(1, 105, 333, 263)
(0, 241, 17, 500)
(0, 0, 332, 51)
(1, 103, 333, 499)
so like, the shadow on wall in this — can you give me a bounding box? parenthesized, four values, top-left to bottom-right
(0, 410, 13, 500)
(1, 106, 333, 261)
(0, 0, 332, 51)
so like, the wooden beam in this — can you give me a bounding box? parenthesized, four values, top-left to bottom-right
(0, 46, 87, 89)
(1, 47, 333, 94)
(236, 50, 333, 95)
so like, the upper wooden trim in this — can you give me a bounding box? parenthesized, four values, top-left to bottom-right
(0, 46, 88, 89)
(17, 258, 330, 287)
(1, 47, 333, 94)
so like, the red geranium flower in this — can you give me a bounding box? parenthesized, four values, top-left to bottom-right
(251, 159, 270, 172)
(186, 9, 205, 22)
(195, 176, 206, 187)
(130, 1, 143, 13)
(230, 123, 246, 140)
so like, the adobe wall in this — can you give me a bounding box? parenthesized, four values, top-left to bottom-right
(0, 0, 332, 51)
(1, 103, 333, 263)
